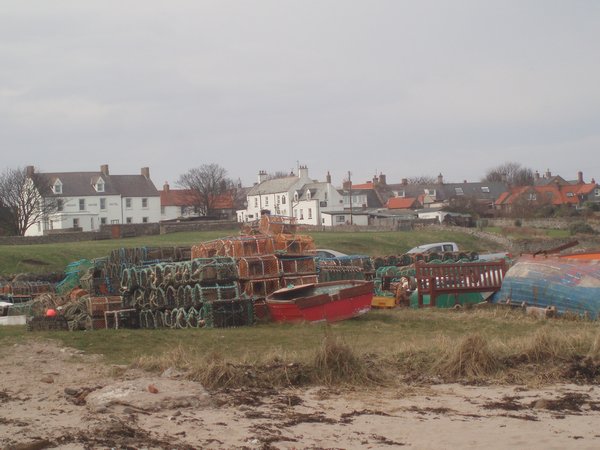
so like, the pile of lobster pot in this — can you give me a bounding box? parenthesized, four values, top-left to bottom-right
(120, 256, 253, 329)
(0, 281, 55, 302)
(317, 256, 373, 283)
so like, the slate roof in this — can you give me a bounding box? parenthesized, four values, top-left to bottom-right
(36, 171, 159, 197)
(247, 176, 300, 196)
(298, 182, 328, 201)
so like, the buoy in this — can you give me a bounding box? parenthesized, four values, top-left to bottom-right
(45, 308, 57, 317)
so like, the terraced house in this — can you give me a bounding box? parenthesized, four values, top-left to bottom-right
(25, 164, 160, 236)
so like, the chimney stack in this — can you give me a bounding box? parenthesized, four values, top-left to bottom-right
(545, 169, 552, 179)
(26, 166, 35, 177)
(326, 171, 331, 184)
(141, 167, 150, 179)
(163, 182, 170, 193)
(298, 165, 309, 179)
(437, 173, 444, 185)
(379, 173, 386, 186)
(577, 171, 584, 184)
(258, 170, 268, 184)
(100, 164, 109, 176)
(343, 180, 351, 190)
(401, 178, 408, 186)
(535, 170, 540, 180)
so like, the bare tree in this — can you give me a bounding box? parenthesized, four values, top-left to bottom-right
(484, 162, 534, 187)
(177, 164, 234, 216)
(267, 171, 291, 180)
(0, 167, 58, 236)
(407, 175, 437, 185)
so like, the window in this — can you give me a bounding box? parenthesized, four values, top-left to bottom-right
(294, 192, 299, 202)
(96, 181, 104, 192)
(455, 187, 464, 196)
(125, 198, 132, 208)
(424, 189, 436, 196)
(73, 218, 79, 228)
(265, 196, 269, 206)
(57, 199, 64, 212)
(324, 192, 328, 201)
(142, 198, 148, 208)
(566, 192, 575, 198)
(254, 197, 258, 208)
(481, 186, 490, 193)
(300, 209, 304, 219)
(308, 208, 312, 219)
(100, 198, 106, 210)
(276, 195, 280, 205)
(126, 217, 132, 224)
(53, 181, 62, 194)
(528, 193, 537, 201)
(336, 215, 346, 223)
(142, 217, 148, 223)
(100, 217, 107, 225)
(90, 218, 94, 230)
(281, 195, 286, 205)
(161, 206, 165, 215)
(595, 189, 600, 197)
(79, 199, 85, 211)
(111, 219, 119, 224)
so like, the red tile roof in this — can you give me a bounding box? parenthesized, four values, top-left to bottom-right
(387, 197, 419, 209)
(160, 189, 200, 207)
(495, 183, 597, 207)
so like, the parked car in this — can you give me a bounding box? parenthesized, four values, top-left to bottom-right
(406, 242, 459, 254)
(316, 248, 349, 258)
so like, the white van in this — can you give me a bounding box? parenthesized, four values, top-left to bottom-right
(406, 242, 459, 254)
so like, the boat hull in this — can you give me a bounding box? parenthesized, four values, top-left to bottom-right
(266, 281, 373, 323)
(492, 256, 600, 318)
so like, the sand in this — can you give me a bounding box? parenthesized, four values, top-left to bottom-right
(2, 340, 600, 449)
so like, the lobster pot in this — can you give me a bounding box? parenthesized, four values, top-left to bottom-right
(4, 281, 55, 296)
(241, 277, 281, 298)
(87, 296, 124, 318)
(318, 266, 365, 283)
(238, 255, 280, 279)
(283, 274, 319, 286)
(189, 257, 238, 282)
(273, 234, 316, 255)
(105, 309, 138, 329)
(259, 215, 298, 235)
(278, 256, 317, 275)
(230, 236, 276, 257)
(89, 317, 107, 330)
(196, 283, 240, 303)
(202, 298, 254, 328)
(26, 316, 69, 332)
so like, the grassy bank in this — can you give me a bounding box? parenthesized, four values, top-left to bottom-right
(0, 228, 502, 275)
(3, 308, 599, 388)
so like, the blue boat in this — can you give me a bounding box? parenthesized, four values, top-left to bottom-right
(492, 255, 600, 318)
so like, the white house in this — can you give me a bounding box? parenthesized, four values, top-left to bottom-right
(237, 167, 344, 226)
(26, 164, 161, 236)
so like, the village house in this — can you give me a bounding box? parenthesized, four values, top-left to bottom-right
(160, 182, 238, 221)
(237, 166, 344, 226)
(25, 164, 160, 236)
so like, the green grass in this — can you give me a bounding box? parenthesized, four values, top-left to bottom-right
(483, 226, 570, 239)
(0, 228, 503, 275)
(3, 308, 599, 387)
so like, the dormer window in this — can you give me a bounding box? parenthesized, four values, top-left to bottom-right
(95, 178, 105, 192)
(307, 190, 311, 200)
(294, 192, 299, 202)
(53, 179, 62, 194)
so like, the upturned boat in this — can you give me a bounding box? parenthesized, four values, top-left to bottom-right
(492, 252, 600, 318)
(266, 280, 374, 323)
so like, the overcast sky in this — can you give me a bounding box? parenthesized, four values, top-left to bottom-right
(1, 1, 599, 187)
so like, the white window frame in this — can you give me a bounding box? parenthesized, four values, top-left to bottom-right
(53, 181, 62, 194)
(100, 198, 106, 210)
(79, 198, 85, 211)
(125, 198, 132, 209)
(142, 198, 148, 208)
(126, 217, 132, 224)
(96, 181, 105, 192)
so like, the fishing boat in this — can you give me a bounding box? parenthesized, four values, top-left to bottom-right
(492, 253, 600, 318)
(266, 280, 374, 323)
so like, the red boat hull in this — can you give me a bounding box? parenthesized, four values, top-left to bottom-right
(266, 281, 373, 323)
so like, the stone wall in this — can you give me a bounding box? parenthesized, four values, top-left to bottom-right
(159, 220, 239, 234)
(486, 217, 600, 232)
(0, 231, 109, 245)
